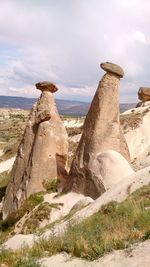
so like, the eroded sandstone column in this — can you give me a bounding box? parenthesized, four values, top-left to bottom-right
(3, 82, 68, 219)
(69, 62, 130, 199)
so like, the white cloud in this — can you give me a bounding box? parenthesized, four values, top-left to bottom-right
(133, 31, 148, 44)
(0, 0, 150, 103)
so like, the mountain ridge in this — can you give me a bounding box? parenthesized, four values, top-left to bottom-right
(0, 95, 136, 116)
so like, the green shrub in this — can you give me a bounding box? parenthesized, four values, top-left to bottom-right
(43, 179, 59, 193)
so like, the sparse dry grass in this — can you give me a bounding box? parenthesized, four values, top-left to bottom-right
(21, 202, 53, 235)
(120, 113, 142, 133)
(120, 107, 150, 133)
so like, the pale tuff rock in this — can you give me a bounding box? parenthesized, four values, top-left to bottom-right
(69, 63, 130, 199)
(0, 156, 15, 174)
(133, 145, 150, 170)
(93, 150, 134, 190)
(2, 82, 68, 219)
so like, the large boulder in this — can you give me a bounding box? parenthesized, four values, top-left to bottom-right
(93, 150, 134, 190)
(69, 62, 130, 199)
(2, 82, 68, 219)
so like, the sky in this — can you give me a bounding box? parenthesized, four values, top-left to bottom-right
(0, 0, 150, 103)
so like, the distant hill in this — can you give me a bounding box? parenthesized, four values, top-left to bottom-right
(0, 96, 136, 116)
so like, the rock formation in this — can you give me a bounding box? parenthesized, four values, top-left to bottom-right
(3, 82, 68, 219)
(136, 87, 150, 107)
(69, 62, 130, 199)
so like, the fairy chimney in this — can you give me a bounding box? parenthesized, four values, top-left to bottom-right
(3, 82, 68, 219)
(69, 62, 130, 199)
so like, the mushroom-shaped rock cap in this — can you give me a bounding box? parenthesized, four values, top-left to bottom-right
(36, 81, 58, 93)
(138, 87, 150, 101)
(100, 62, 124, 78)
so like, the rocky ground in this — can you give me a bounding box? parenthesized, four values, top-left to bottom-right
(40, 240, 150, 267)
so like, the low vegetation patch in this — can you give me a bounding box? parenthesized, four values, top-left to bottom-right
(120, 113, 142, 133)
(21, 202, 53, 234)
(0, 248, 40, 267)
(43, 179, 59, 193)
(0, 192, 44, 239)
(0, 185, 150, 266)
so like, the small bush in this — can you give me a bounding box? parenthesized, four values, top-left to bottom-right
(43, 179, 59, 193)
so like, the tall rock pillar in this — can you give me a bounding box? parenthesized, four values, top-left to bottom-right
(69, 62, 130, 199)
(3, 82, 68, 219)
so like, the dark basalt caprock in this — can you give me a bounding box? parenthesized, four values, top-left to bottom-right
(138, 87, 150, 101)
(100, 62, 124, 78)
